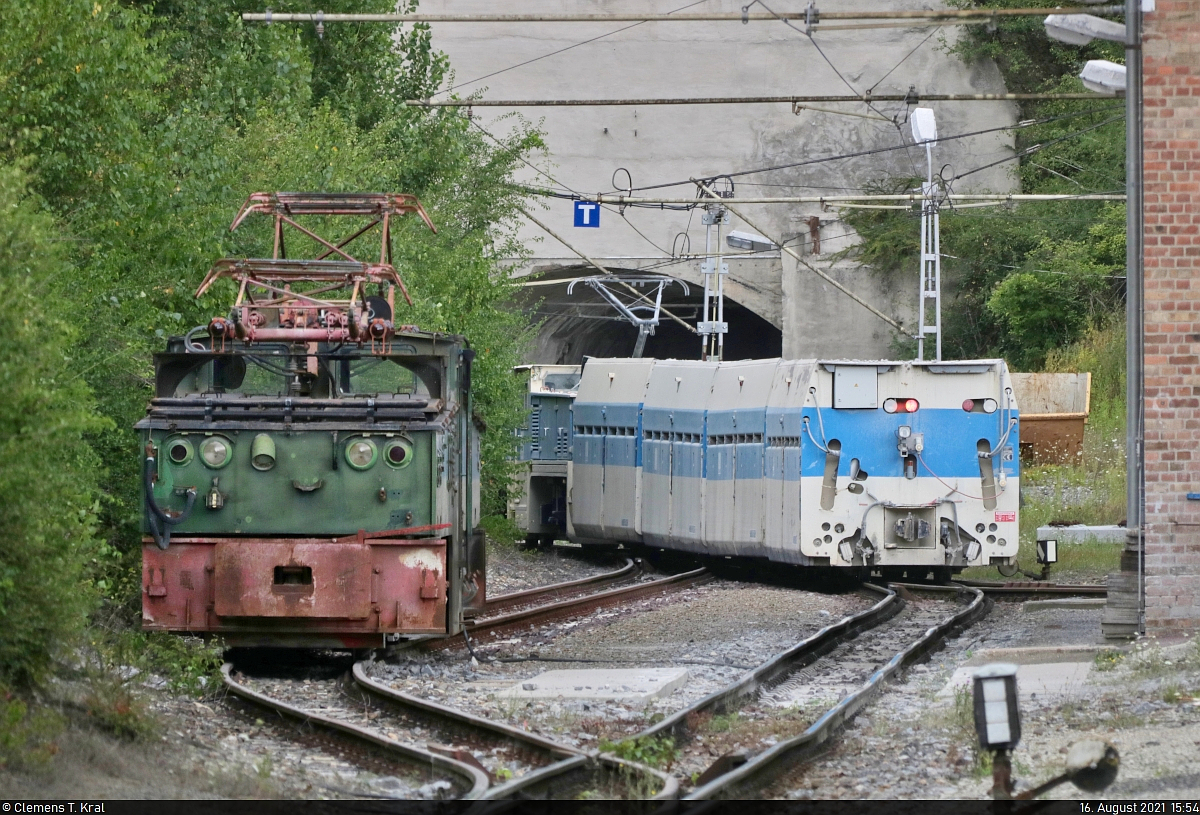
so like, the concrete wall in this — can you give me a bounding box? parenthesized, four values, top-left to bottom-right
(1142, 1, 1200, 635)
(421, 0, 1017, 360)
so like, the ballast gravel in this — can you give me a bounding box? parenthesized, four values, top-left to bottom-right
(22, 552, 1200, 801)
(777, 603, 1200, 801)
(486, 542, 623, 595)
(367, 581, 873, 749)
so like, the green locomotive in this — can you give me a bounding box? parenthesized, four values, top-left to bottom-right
(138, 193, 484, 648)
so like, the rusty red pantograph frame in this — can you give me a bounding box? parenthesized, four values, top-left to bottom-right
(193, 193, 437, 350)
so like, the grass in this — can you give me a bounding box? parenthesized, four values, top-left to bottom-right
(948, 686, 993, 778)
(960, 353, 1127, 583)
(480, 513, 524, 548)
(597, 735, 678, 772)
(0, 691, 66, 771)
(1126, 638, 1200, 678)
(1094, 650, 1125, 672)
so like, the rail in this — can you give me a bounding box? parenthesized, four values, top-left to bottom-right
(220, 663, 489, 799)
(960, 579, 1107, 598)
(437, 567, 712, 647)
(353, 663, 677, 800)
(686, 583, 989, 799)
(470, 557, 640, 617)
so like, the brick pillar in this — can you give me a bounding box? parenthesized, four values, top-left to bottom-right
(1139, 1, 1200, 636)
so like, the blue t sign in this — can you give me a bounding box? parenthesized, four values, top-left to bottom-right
(573, 201, 600, 228)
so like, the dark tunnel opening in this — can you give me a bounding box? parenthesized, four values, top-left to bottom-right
(516, 273, 783, 364)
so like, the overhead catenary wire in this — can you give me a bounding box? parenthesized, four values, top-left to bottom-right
(406, 92, 1114, 107)
(953, 113, 1126, 181)
(514, 205, 697, 335)
(607, 106, 1123, 194)
(522, 191, 1126, 206)
(433, 0, 714, 97)
(750, 0, 903, 134)
(693, 178, 903, 333)
(244, 7, 1124, 23)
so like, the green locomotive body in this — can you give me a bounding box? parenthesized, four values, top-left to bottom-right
(138, 193, 484, 648)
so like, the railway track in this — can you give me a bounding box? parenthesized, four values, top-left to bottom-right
(221, 662, 489, 800)
(223, 659, 678, 800)
(469, 557, 641, 618)
(223, 566, 999, 800)
(433, 565, 713, 649)
(222, 560, 699, 801)
(613, 582, 988, 799)
(960, 579, 1106, 599)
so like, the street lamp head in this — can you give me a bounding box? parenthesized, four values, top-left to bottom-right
(726, 230, 776, 252)
(1044, 13, 1127, 45)
(910, 107, 938, 144)
(1080, 59, 1127, 94)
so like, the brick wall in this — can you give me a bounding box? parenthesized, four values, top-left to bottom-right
(1142, 1, 1200, 634)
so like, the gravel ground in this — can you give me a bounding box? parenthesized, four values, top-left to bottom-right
(777, 603, 1200, 800)
(233, 670, 547, 784)
(367, 582, 873, 751)
(486, 542, 623, 596)
(225, 671, 464, 799)
(10, 562, 1200, 801)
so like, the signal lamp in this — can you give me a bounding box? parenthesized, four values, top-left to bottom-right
(1037, 538, 1058, 566)
(385, 439, 414, 469)
(199, 437, 232, 469)
(884, 398, 920, 414)
(251, 434, 276, 471)
(346, 438, 378, 470)
(167, 438, 194, 466)
(973, 663, 1021, 751)
(963, 398, 999, 414)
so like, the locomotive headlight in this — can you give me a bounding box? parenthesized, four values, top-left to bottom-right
(251, 434, 276, 471)
(166, 438, 194, 466)
(384, 439, 414, 469)
(199, 436, 232, 469)
(346, 438, 378, 470)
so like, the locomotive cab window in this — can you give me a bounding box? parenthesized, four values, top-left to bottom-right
(171, 356, 289, 397)
(542, 372, 582, 392)
(341, 357, 422, 397)
(160, 350, 436, 400)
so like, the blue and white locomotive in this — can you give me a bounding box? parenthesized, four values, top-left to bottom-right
(515, 357, 1020, 577)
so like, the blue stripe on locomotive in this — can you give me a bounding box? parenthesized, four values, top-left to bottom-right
(641, 407, 706, 478)
(798, 407, 1020, 479)
(705, 408, 766, 483)
(575, 408, 1016, 478)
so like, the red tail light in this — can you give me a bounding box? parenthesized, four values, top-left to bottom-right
(883, 398, 920, 414)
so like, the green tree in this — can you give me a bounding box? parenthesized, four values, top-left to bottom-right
(0, 0, 545, 606)
(0, 163, 108, 687)
(841, 0, 1126, 367)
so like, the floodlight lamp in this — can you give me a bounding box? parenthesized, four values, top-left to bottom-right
(1044, 14, 1127, 46)
(910, 107, 938, 144)
(726, 230, 777, 252)
(1080, 60, 1127, 94)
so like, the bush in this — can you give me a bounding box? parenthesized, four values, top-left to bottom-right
(0, 163, 107, 688)
(0, 690, 65, 770)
